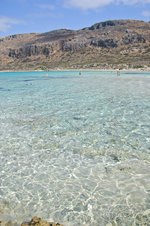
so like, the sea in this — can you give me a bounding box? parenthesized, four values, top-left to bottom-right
(0, 71, 150, 226)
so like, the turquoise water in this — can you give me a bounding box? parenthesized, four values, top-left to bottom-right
(0, 71, 150, 226)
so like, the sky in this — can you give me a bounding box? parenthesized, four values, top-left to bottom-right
(0, 0, 150, 37)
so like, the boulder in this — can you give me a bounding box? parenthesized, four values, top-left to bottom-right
(21, 216, 63, 226)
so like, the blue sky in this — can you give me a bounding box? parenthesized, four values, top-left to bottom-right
(0, 0, 150, 37)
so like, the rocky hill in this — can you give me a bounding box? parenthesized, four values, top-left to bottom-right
(0, 19, 150, 70)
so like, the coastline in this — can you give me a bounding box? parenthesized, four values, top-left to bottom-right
(0, 67, 150, 73)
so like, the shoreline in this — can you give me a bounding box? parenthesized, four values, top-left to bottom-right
(0, 68, 150, 73)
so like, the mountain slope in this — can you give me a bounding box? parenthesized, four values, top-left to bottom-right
(0, 19, 150, 70)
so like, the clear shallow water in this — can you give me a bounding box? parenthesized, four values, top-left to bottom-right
(0, 71, 150, 226)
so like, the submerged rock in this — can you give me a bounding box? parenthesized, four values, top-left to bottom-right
(21, 217, 63, 226)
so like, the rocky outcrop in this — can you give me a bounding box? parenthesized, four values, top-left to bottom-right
(0, 217, 63, 226)
(88, 19, 128, 30)
(9, 45, 39, 58)
(21, 217, 63, 226)
(61, 42, 88, 52)
(91, 39, 118, 48)
(8, 45, 53, 58)
(122, 31, 146, 45)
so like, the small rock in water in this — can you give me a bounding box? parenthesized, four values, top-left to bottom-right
(21, 216, 63, 226)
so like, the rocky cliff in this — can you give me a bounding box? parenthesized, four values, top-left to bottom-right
(0, 19, 150, 70)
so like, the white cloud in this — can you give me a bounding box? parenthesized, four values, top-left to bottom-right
(142, 10, 150, 17)
(64, 0, 150, 10)
(121, 0, 150, 5)
(64, 0, 113, 10)
(0, 16, 21, 33)
(39, 4, 55, 10)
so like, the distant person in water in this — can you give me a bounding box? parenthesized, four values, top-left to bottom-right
(117, 70, 120, 76)
(79, 72, 81, 75)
